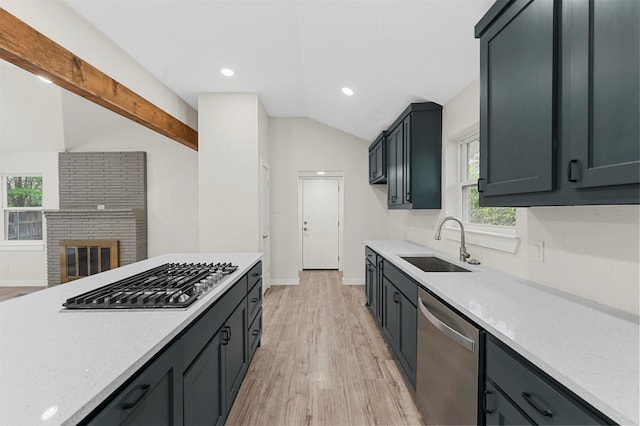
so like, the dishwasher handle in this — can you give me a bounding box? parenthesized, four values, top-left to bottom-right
(419, 297, 475, 352)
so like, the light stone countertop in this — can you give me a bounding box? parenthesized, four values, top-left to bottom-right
(365, 239, 639, 426)
(0, 252, 262, 426)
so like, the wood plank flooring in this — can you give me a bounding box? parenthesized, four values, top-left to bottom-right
(0, 286, 45, 303)
(226, 271, 424, 425)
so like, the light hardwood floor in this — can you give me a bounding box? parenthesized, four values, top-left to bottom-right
(226, 270, 424, 425)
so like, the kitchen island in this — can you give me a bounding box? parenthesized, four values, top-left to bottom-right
(366, 240, 639, 425)
(0, 252, 262, 426)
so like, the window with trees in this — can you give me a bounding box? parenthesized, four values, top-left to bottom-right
(460, 137, 515, 227)
(2, 176, 43, 241)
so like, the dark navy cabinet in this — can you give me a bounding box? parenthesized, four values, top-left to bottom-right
(85, 261, 262, 426)
(475, 0, 639, 206)
(386, 103, 442, 209)
(369, 132, 387, 184)
(379, 259, 418, 388)
(365, 247, 381, 324)
(484, 336, 612, 425)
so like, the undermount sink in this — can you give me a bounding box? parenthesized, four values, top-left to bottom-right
(401, 256, 471, 273)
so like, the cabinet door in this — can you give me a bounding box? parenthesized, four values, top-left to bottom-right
(369, 149, 377, 182)
(374, 141, 385, 181)
(402, 117, 411, 205)
(387, 125, 404, 206)
(184, 332, 225, 426)
(479, 0, 555, 198)
(381, 276, 400, 352)
(224, 301, 248, 408)
(564, 0, 639, 190)
(397, 292, 417, 388)
(485, 382, 534, 426)
(365, 260, 374, 308)
(375, 259, 383, 325)
(88, 343, 183, 426)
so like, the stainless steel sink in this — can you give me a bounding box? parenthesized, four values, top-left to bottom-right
(401, 256, 471, 273)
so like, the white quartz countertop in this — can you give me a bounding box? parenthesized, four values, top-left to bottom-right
(365, 240, 639, 425)
(0, 252, 262, 426)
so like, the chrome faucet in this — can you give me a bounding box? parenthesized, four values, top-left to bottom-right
(434, 216, 471, 262)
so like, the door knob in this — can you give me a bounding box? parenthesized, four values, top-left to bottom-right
(303, 227, 308, 231)
(262, 234, 269, 239)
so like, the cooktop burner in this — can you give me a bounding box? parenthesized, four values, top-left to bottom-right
(62, 262, 238, 310)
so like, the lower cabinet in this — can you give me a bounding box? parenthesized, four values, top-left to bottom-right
(85, 261, 262, 426)
(484, 336, 611, 425)
(87, 341, 183, 426)
(378, 261, 417, 389)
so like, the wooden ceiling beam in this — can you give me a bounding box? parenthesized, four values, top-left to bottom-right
(0, 8, 198, 150)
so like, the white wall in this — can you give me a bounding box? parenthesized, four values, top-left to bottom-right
(398, 79, 640, 315)
(198, 94, 261, 252)
(64, 95, 199, 257)
(269, 117, 389, 285)
(0, 64, 64, 286)
(0, 0, 197, 129)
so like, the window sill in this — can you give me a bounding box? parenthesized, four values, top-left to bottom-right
(0, 241, 45, 251)
(441, 224, 520, 254)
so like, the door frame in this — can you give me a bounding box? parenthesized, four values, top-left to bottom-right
(259, 158, 270, 292)
(297, 171, 344, 272)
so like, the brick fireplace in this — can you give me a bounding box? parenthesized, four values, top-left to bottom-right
(44, 152, 148, 286)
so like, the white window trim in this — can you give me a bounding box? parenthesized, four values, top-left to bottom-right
(0, 175, 45, 250)
(444, 126, 520, 254)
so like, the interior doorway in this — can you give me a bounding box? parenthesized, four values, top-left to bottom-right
(298, 174, 343, 270)
(260, 160, 271, 293)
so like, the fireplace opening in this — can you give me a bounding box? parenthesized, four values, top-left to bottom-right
(60, 240, 118, 283)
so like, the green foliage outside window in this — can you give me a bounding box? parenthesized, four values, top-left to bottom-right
(6, 176, 42, 207)
(467, 186, 516, 226)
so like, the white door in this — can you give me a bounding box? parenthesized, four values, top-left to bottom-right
(260, 162, 271, 292)
(301, 178, 339, 269)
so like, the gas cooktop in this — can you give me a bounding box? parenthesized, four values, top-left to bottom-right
(62, 262, 238, 310)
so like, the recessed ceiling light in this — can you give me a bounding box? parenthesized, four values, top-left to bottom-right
(341, 87, 354, 96)
(317, 171, 326, 175)
(220, 68, 235, 77)
(37, 75, 52, 84)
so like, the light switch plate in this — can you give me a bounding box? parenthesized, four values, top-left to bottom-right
(529, 240, 544, 263)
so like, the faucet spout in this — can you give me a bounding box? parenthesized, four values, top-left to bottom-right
(434, 216, 471, 262)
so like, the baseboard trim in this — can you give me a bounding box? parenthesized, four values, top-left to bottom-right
(0, 280, 47, 287)
(342, 278, 364, 285)
(270, 278, 299, 286)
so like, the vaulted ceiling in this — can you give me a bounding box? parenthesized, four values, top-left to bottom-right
(64, 0, 492, 141)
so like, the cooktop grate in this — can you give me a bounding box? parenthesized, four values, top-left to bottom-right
(62, 262, 238, 310)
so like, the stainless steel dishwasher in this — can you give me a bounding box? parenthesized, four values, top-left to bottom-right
(416, 288, 481, 425)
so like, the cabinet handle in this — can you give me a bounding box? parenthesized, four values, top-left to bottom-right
(122, 384, 151, 410)
(567, 159, 579, 183)
(221, 327, 230, 345)
(251, 297, 259, 303)
(392, 291, 400, 303)
(483, 389, 493, 414)
(405, 192, 410, 202)
(477, 178, 484, 193)
(521, 392, 553, 417)
(252, 329, 260, 336)
(252, 272, 260, 277)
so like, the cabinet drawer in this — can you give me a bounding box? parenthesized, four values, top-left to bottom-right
(182, 276, 248, 371)
(382, 260, 417, 306)
(247, 261, 262, 290)
(486, 337, 607, 425)
(365, 247, 377, 263)
(248, 308, 262, 361)
(247, 279, 262, 325)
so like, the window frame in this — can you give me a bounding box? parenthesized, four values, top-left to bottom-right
(440, 127, 520, 254)
(0, 174, 45, 247)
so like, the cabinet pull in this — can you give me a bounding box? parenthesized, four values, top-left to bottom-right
(252, 272, 260, 277)
(251, 297, 259, 303)
(567, 159, 579, 182)
(392, 291, 400, 303)
(122, 384, 151, 410)
(221, 327, 230, 345)
(252, 329, 260, 336)
(521, 392, 553, 417)
(405, 192, 411, 202)
(483, 389, 493, 414)
(477, 178, 484, 193)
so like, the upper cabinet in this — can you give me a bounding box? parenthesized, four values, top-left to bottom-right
(475, 0, 639, 207)
(369, 132, 387, 184)
(386, 102, 443, 209)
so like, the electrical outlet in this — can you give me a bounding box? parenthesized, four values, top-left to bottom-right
(529, 240, 544, 263)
